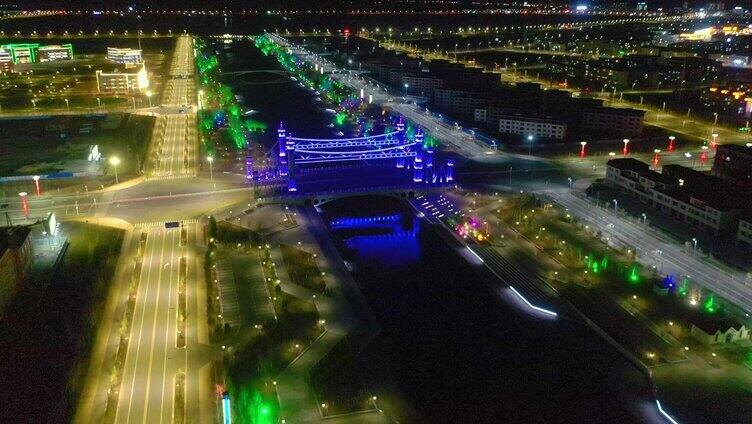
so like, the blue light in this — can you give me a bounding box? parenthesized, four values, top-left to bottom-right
(222, 393, 232, 424)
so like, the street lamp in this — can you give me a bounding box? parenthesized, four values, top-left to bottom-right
(146, 90, 153, 107)
(207, 155, 214, 181)
(109, 156, 120, 183)
(579, 141, 587, 159)
(612, 199, 618, 210)
(527, 134, 534, 155)
(64, 98, 70, 110)
(622, 138, 630, 156)
(33, 175, 41, 196)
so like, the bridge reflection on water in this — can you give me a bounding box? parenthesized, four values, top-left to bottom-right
(330, 212, 421, 267)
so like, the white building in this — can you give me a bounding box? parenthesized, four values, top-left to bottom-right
(95, 66, 149, 93)
(691, 318, 750, 346)
(106, 47, 143, 65)
(498, 115, 567, 140)
(0, 48, 12, 73)
(37, 45, 73, 62)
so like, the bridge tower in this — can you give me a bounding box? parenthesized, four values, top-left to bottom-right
(278, 122, 288, 177)
(446, 159, 454, 182)
(396, 116, 406, 169)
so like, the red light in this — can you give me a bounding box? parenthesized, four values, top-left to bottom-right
(343, 28, 351, 36)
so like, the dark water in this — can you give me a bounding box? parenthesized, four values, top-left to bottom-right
(217, 39, 353, 148)
(322, 196, 655, 424)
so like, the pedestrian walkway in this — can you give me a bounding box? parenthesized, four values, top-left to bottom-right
(215, 258, 241, 328)
(227, 251, 275, 325)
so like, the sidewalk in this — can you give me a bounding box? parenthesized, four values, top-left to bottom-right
(239, 204, 384, 423)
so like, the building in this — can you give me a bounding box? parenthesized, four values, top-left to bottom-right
(432, 88, 488, 118)
(497, 114, 567, 140)
(1, 43, 38, 63)
(106, 47, 143, 64)
(737, 216, 752, 247)
(0, 226, 32, 312)
(690, 317, 749, 346)
(581, 107, 644, 136)
(400, 74, 443, 97)
(95, 66, 149, 93)
(37, 44, 73, 62)
(712, 144, 752, 187)
(0, 48, 12, 73)
(605, 158, 748, 235)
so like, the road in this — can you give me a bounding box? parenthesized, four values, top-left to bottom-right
(541, 188, 752, 313)
(270, 34, 494, 159)
(114, 222, 202, 424)
(71, 35, 221, 424)
(149, 35, 197, 179)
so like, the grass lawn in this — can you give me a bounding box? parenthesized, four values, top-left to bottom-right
(279, 244, 326, 293)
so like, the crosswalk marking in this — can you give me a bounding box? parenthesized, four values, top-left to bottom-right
(134, 219, 199, 229)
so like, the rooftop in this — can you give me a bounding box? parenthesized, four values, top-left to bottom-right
(692, 315, 745, 335)
(0, 226, 31, 255)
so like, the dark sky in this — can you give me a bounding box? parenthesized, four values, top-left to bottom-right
(1, 0, 697, 10)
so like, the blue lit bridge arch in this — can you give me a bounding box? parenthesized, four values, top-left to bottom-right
(257, 117, 454, 192)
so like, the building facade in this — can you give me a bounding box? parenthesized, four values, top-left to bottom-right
(0, 227, 32, 313)
(737, 217, 752, 247)
(498, 115, 567, 140)
(581, 107, 645, 136)
(106, 47, 143, 64)
(691, 319, 750, 346)
(95, 66, 149, 93)
(605, 158, 744, 235)
(37, 44, 73, 62)
(0, 48, 12, 74)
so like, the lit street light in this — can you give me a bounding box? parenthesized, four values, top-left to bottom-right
(207, 155, 214, 182)
(146, 90, 153, 107)
(109, 156, 120, 183)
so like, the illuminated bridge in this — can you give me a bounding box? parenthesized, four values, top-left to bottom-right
(245, 117, 455, 193)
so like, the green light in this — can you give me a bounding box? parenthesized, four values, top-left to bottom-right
(628, 265, 640, 284)
(704, 295, 717, 314)
(335, 112, 347, 126)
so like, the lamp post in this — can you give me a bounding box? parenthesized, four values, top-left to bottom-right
(207, 155, 214, 182)
(109, 156, 120, 183)
(33, 175, 41, 196)
(653, 149, 661, 168)
(622, 138, 630, 156)
(668, 136, 676, 152)
(64, 98, 70, 110)
(146, 90, 153, 107)
(710, 133, 718, 149)
(19, 192, 29, 218)
(579, 141, 587, 159)
(527, 134, 534, 155)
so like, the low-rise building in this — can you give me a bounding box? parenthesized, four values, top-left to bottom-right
(106, 47, 143, 64)
(605, 158, 748, 235)
(581, 107, 645, 136)
(37, 44, 73, 62)
(497, 114, 567, 140)
(690, 317, 750, 345)
(737, 216, 752, 247)
(400, 74, 443, 97)
(0, 48, 12, 73)
(95, 66, 149, 93)
(0, 226, 32, 311)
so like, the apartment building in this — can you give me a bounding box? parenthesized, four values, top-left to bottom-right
(605, 158, 747, 235)
(582, 107, 645, 136)
(497, 115, 567, 140)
